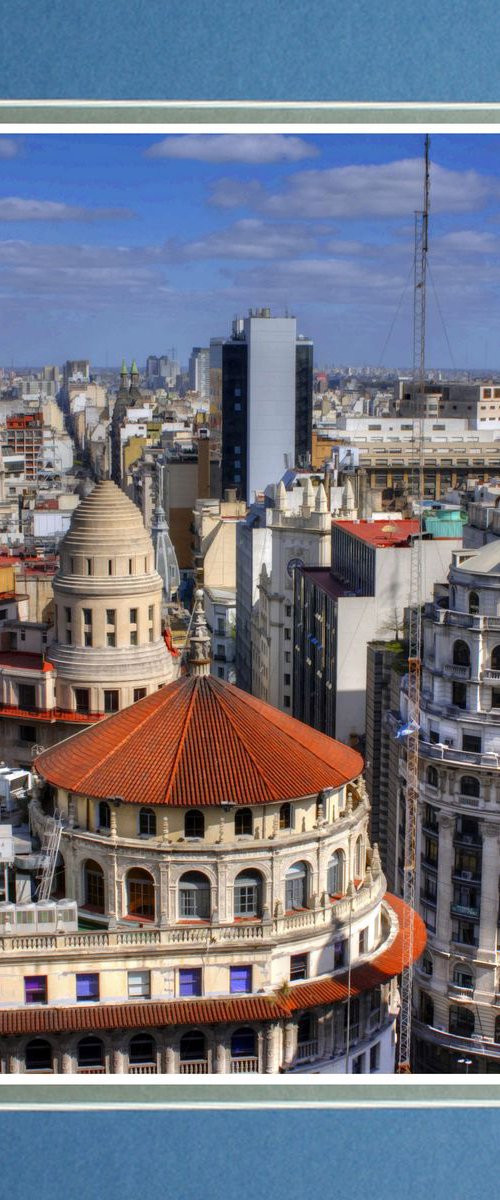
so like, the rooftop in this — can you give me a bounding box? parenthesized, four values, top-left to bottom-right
(35, 673, 363, 807)
(333, 519, 419, 548)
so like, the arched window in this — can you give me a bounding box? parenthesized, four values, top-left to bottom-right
(129, 1034, 156, 1065)
(184, 810, 204, 839)
(427, 766, 438, 788)
(327, 850, 345, 896)
(230, 1027, 256, 1059)
(234, 869, 263, 918)
(492, 645, 500, 671)
(180, 1030, 207, 1062)
(25, 1038, 53, 1072)
(355, 836, 364, 878)
(453, 964, 474, 990)
(98, 801, 110, 831)
(449, 1006, 475, 1037)
(279, 802, 292, 830)
(84, 859, 105, 913)
(453, 640, 470, 667)
(126, 868, 155, 920)
(469, 591, 479, 615)
(179, 871, 211, 920)
(460, 776, 480, 799)
(77, 1036, 105, 1069)
(297, 1013, 313, 1046)
(139, 808, 156, 837)
(235, 808, 253, 836)
(285, 861, 308, 911)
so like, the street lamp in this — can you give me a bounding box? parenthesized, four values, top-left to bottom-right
(457, 1057, 473, 1075)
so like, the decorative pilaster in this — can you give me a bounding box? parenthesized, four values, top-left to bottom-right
(479, 822, 500, 957)
(60, 1040, 75, 1074)
(283, 1020, 297, 1069)
(214, 1029, 228, 1074)
(159, 861, 169, 928)
(435, 812, 454, 947)
(265, 1023, 281, 1074)
(165, 1045, 176, 1073)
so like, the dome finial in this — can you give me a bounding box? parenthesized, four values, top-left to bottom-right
(186, 589, 211, 676)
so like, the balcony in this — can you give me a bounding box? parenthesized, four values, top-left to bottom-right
(448, 983, 474, 1002)
(128, 1064, 158, 1074)
(482, 669, 500, 683)
(179, 1060, 209, 1075)
(443, 664, 471, 681)
(230, 1057, 259, 1073)
(295, 1040, 319, 1063)
(420, 741, 500, 770)
(451, 903, 480, 919)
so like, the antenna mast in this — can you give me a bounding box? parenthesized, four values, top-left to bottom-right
(398, 134, 430, 1073)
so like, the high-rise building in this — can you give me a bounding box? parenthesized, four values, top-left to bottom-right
(188, 348, 210, 401)
(390, 540, 500, 1072)
(209, 310, 313, 502)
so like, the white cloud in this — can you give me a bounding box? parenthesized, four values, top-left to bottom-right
(0, 139, 21, 160)
(0, 197, 134, 222)
(146, 134, 318, 164)
(211, 158, 500, 219)
(176, 218, 318, 261)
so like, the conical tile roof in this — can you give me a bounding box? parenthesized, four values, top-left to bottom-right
(35, 675, 363, 807)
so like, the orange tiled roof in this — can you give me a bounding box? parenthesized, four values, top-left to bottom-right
(0, 896, 425, 1037)
(35, 675, 363, 806)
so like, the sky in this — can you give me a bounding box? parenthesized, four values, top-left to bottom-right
(3, 132, 500, 370)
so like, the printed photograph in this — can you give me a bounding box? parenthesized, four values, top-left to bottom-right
(0, 130, 498, 1077)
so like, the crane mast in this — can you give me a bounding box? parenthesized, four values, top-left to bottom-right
(398, 134, 430, 1072)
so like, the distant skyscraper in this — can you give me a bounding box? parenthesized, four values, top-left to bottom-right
(188, 347, 210, 401)
(209, 309, 313, 502)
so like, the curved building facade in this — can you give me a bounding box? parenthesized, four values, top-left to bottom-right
(0, 600, 424, 1074)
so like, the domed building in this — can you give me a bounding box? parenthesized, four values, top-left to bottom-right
(0, 480, 177, 764)
(0, 597, 425, 1075)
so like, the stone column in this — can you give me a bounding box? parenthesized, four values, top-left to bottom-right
(165, 1044, 176, 1074)
(479, 822, 500, 958)
(112, 1041, 126, 1075)
(8, 1047, 21, 1073)
(323, 1007, 335, 1058)
(316, 1011, 327, 1060)
(214, 1028, 228, 1074)
(264, 1023, 281, 1074)
(435, 812, 454, 948)
(159, 862, 169, 928)
(107, 854, 118, 929)
(282, 1020, 297, 1069)
(60, 1040, 75, 1074)
(110, 807, 118, 840)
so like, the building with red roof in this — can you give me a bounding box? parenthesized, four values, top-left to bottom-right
(0, 592, 425, 1075)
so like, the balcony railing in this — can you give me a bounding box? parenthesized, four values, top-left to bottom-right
(482, 669, 500, 683)
(179, 1060, 209, 1075)
(230, 1057, 259, 1073)
(420, 741, 500, 769)
(295, 1040, 319, 1063)
(451, 903, 480, 919)
(443, 664, 471, 681)
(448, 983, 474, 1001)
(128, 1064, 158, 1074)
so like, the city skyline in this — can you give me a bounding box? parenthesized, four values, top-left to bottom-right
(2, 132, 500, 367)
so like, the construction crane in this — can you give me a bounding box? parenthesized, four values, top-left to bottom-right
(397, 134, 431, 1073)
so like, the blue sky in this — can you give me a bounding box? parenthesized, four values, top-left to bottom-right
(2, 133, 500, 370)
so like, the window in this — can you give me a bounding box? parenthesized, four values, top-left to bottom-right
(64, 606, 71, 623)
(126, 868, 155, 920)
(82, 609, 92, 626)
(452, 681, 467, 709)
(279, 803, 292, 830)
(180, 1031, 206, 1062)
(98, 801, 110, 830)
(184, 810, 204, 839)
(107, 632, 116, 647)
(84, 631, 92, 647)
(334, 939, 347, 969)
(18, 683, 36, 710)
(130, 608, 138, 624)
(19, 725, 36, 743)
(234, 869, 262, 918)
(422, 954, 433, 977)
(130, 631, 138, 646)
(370, 1043, 380, 1072)
(285, 862, 308, 911)
(128, 970, 150, 999)
(359, 927, 367, 955)
(427, 766, 438, 788)
(355, 836, 364, 878)
(327, 850, 345, 896)
(139, 808, 156, 837)
(25, 1039, 52, 1071)
(461, 776, 480, 798)
(290, 953, 308, 981)
(76, 973, 99, 1002)
(129, 1034, 155, 1065)
(0, 609, 6, 620)
(297, 1013, 313, 1048)
(230, 965, 252, 994)
(453, 640, 470, 666)
(86, 558, 93, 576)
(77, 1036, 104, 1068)
(284, 673, 291, 686)
(70, 558, 75, 574)
(179, 871, 210, 919)
(74, 688, 89, 714)
(108, 560, 113, 576)
(284, 628, 291, 640)
(449, 1006, 475, 1037)
(231, 1027, 256, 1059)
(148, 606, 154, 621)
(104, 690, 119, 713)
(84, 860, 105, 912)
(453, 965, 473, 990)
(235, 808, 252, 836)
(106, 609, 116, 627)
(134, 688, 147, 702)
(179, 967, 202, 997)
(492, 689, 500, 709)
(24, 976, 47, 1004)
(352, 1052, 365, 1074)
(469, 591, 479, 615)
(462, 733, 481, 753)
(129, 558, 133, 575)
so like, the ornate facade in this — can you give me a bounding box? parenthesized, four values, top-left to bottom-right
(0, 597, 424, 1074)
